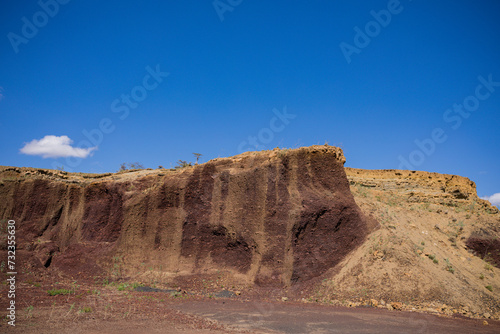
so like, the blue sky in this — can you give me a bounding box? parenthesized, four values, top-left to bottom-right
(1, 0, 499, 203)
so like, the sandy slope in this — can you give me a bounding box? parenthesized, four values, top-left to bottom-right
(312, 168, 500, 319)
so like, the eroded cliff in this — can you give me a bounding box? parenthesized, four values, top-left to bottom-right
(0, 146, 376, 287)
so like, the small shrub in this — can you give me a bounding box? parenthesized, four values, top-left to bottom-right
(277, 149, 289, 158)
(433, 258, 439, 264)
(486, 285, 493, 292)
(131, 282, 144, 289)
(25, 305, 34, 319)
(47, 289, 72, 296)
(428, 254, 435, 260)
(485, 263, 494, 271)
(170, 291, 182, 298)
(175, 160, 192, 169)
(444, 258, 454, 273)
(118, 162, 145, 172)
(80, 307, 92, 313)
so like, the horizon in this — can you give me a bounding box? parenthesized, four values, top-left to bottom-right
(1, 0, 499, 207)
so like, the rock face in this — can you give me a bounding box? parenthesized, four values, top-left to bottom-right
(0, 146, 376, 286)
(345, 168, 495, 211)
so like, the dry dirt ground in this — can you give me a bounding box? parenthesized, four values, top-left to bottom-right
(1, 278, 500, 333)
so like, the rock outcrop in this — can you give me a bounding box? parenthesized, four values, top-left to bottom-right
(0, 146, 376, 286)
(345, 168, 496, 212)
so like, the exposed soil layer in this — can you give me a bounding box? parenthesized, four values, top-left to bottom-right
(0, 146, 375, 287)
(466, 236, 500, 268)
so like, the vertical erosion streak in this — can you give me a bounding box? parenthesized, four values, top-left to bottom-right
(0, 179, 15, 219)
(241, 161, 268, 282)
(33, 183, 66, 240)
(153, 178, 186, 271)
(255, 156, 291, 286)
(59, 185, 85, 249)
(209, 170, 230, 226)
(15, 180, 50, 236)
(181, 163, 216, 270)
(81, 183, 123, 243)
(282, 152, 302, 286)
(171, 184, 186, 271)
(256, 162, 277, 284)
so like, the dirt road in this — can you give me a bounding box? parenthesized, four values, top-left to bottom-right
(4, 295, 500, 334)
(172, 299, 500, 334)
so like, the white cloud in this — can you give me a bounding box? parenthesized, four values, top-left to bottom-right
(20, 135, 97, 159)
(481, 193, 500, 208)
